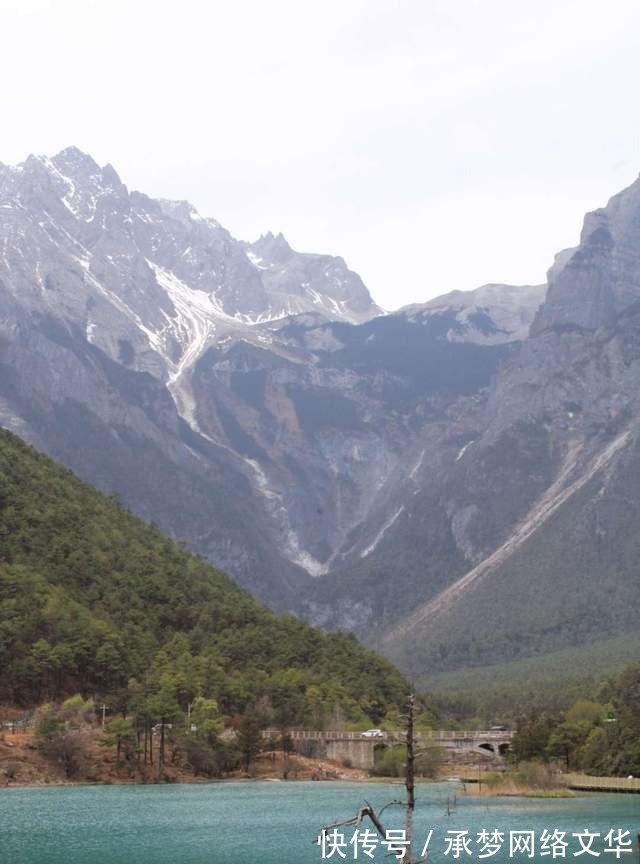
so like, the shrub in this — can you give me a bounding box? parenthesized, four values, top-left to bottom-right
(184, 738, 239, 777)
(34, 704, 64, 741)
(512, 760, 560, 791)
(62, 694, 95, 723)
(3, 762, 19, 781)
(371, 743, 443, 778)
(371, 745, 405, 777)
(41, 730, 89, 778)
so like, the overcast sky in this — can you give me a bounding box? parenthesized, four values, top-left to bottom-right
(2, 0, 640, 309)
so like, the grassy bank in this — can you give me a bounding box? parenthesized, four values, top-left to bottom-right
(459, 763, 575, 798)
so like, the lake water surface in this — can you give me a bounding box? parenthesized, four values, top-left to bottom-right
(1, 781, 638, 864)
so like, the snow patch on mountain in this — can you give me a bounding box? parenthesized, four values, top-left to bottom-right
(246, 250, 269, 270)
(244, 456, 326, 576)
(456, 440, 475, 461)
(285, 531, 327, 577)
(147, 261, 220, 383)
(360, 506, 405, 558)
(409, 449, 425, 479)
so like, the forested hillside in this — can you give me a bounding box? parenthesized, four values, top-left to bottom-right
(0, 429, 407, 726)
(511, 663, 640, 777)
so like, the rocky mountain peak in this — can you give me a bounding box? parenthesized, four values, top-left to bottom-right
(0, 146, 383, 396)
(399, 282, 546, 345)
(249, 231, 293, 264)
(533, 173, 640, 334)
(51, 145, 102, 176)
(156, 197, 222, 231)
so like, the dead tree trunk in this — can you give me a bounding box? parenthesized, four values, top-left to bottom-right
(317, 693, 427, 864)
(403, 694, 416, 864)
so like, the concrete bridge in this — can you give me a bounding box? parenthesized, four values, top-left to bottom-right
(263, 729, 513, 771)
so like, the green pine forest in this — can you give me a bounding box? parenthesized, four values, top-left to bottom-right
(0, 429, 407, 728)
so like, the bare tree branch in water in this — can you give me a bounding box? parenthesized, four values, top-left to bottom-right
(318, 798, 402, 838)
(315, 694, 429, 864)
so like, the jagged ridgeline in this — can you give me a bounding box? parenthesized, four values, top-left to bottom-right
(0, 428, 407, 721)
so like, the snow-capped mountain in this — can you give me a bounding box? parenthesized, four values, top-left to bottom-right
(243, 231, 379, 323)
(0, 147, 525, 595)
(5, 145, 640, 692)
(0, 146, 380, 378)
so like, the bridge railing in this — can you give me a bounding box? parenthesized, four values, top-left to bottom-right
(565, 773, 640, 793)
(420, 730, 513, 741)
(263, 729, 367, 741)
(262, 729, 513, 742)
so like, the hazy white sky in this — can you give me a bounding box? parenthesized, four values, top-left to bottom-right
(2, 0, 640, 309)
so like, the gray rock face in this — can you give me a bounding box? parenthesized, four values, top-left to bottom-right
(243, 232, 379, 323)
(0, 147, 380, 599)
(0, 147, 522, 604)
(311, 174, 640, 682)
(533, 174, 640, 333)
(400, 283, 546, 345)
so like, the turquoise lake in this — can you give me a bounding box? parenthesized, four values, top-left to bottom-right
(0, 781, 638, 864)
